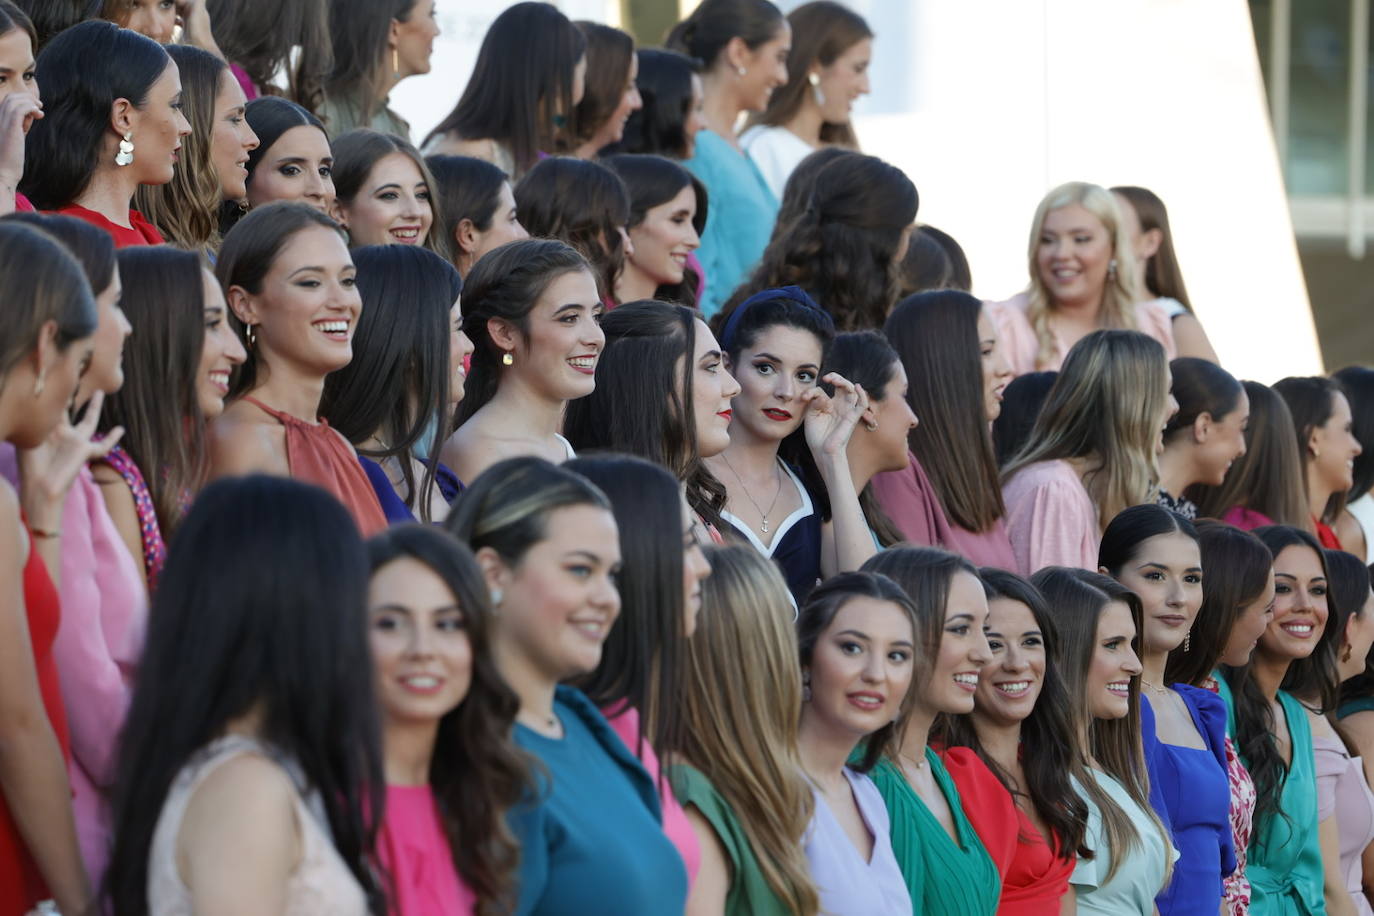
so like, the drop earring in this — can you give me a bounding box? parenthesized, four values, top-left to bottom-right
(392, 47, 401, 79)
(1183, 631, 1191, 653)
(31, 372, 44, 397)
(802, 672, 811, 702)
(115, 132, 134, 167)
(1107, 257, 1118, 280)
(245, 323, 257, 349)
(736, 66, 747, 77)
(808, 72, 825, 107)
(502, 351, 514, 367)
(490, 588, 503, 608)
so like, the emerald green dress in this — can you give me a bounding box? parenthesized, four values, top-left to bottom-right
(670, 764, 794, 916)
(868, 748, 1001, 915)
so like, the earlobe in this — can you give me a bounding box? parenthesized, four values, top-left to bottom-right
(454, 217, 477, 255)
(1097, 565, 1111, 576)
(226, 286, 257, 326)
(475, 546, 512, 595)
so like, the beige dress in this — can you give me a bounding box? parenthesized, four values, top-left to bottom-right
(146, 735, 368, 915)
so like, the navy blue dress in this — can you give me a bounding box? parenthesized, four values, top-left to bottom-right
(357, 455, 461, 524)
(721, 461, 822, 603)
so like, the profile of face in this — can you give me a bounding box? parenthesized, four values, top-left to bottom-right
(683, 73, 706, 159)
(1036, 203, 1113, 310)
(1186, 390, 1250, 486)
(686, 318, 741, 458)
(15, 328, 94, 449)
(197, 268, 246, 418)
(483, 504, 622, 681)
(1084, 600, 1141, 720)
(0, 27, 39, 130)
(858, 361, 918, 473)
(336, 152, 434, 248)
(978, 309, 1013, 422)
(918, 570, 992, 717)
(208, 70, 259, 202)
(803, 595, 915, 740)
(726, 323, 822, 445)
(392, 0, 440, 79)
(625, 184, 699, 289)
(369, 555, 472, 727)
(1112, 532, 1203, 657)
(974, 597, 1047, 727)
(1219, 566, 1275, 667)
(812, 36, 871, 125)
(735, 23, 791, 112)
(492, 268, 603, 404)
(448, 298, 475, 406)
(228, 225, 361, 379)
(601, 52, 642, 145)
(1309, 391, 1362, 494)
(571, 53, 588, 107)
(76, 268, 130, 404)
(111, 0, 177, 44)
(246, 125, 336, 215)
(123, 61, 192, 187)
(1341, 587, 1374, 682)
(1156, 369, 1180, 456)
(1258, 544, 1328, 663)
(680, 489, 711, 637)
(455, 181, 528, 272)
(1112, 192, 1161, 273)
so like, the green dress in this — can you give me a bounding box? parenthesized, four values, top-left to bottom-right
(669, 764, 794, 916)
(868, 748, 1001, 915)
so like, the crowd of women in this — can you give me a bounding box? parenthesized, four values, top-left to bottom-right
(2, 0, 1372, 914)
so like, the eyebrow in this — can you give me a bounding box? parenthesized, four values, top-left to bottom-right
(563, 550, 604, 563)
(1135, 561, 1203, 574)
(286, 266, 324, 278)
(946, 613, 975, 623)
(554, 303, 590, 317)
(753, 351, 819, 370)
(204, 305, 224, 316)
(372, 182, 402, 193)
(698, 349, 722, 363)
(372, 602, 463, 615)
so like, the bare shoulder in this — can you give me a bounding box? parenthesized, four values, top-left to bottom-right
(209, 405, 289, 478)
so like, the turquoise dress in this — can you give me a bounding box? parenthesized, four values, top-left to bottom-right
(682, 129, 778, 317)
(1215, 676, 1326, 915)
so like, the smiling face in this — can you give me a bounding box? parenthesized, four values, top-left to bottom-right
(448, 298, 474, 405)
(726, 323, 823, 445)
(686, 319, 741, 458)
(392, 0, 440, 79)
(128, 61, 192, 187)
(1195, 390, 1250, 486)
(974, 597, 1046, 727)
(1310, 391, 1362, 494)
(209, 69, 259, 202)
(917, 570, 992, 717)
(814, 36, 871, 125)
(1220, 566, 1276, 667)
(804, 595, 915, 740)
(246, 125, 336, 214)
(680, 489, 711, 637)
(978, 308, 1013, 422)
(1114, 531, 1203, 657)
(624, 184, 699, 291)
(1085, 600, 1141, 720)
(75, 269, 129, 404)
(1036, 203, 1113, 310)
(500, 268, 604, 402)
(738, 23, 791, 112)
(1258, 544, 1329, 663)
(602, 52, 642, 145)
(338, 152, 434, 247)
(196, 268, 246, 417)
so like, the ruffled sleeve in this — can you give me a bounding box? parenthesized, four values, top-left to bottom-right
(1176, 683, 1239, 879)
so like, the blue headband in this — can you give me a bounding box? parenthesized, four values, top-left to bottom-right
(719, 285, 833, 352)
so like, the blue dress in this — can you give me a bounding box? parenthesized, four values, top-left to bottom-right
(509, 686, 688, 916)
(1141, 687, 1236, 915)
(357, 455, 461, 524)
(682, 129, 778, 317)
(722, 462, 822, 603)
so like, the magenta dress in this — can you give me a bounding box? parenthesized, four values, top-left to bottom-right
(376, 785, 476, 916)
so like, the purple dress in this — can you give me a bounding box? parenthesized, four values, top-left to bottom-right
(803, 767, 912, 916)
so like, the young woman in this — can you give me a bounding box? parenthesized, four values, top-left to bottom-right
(1034, 567, 1176, 914)
(320, 0, 439, 138)
(426, 155, 528, 278)
(722, 152, 917, 330)
(367, 524, 529, 916)
(514, 156, 630, 305)
(136, 44, 260, 252)
(987, 181, 1177, 374)
(1112, 185, 1220, 363)
(1331, 366, 1374, 560)
(422, 2, 586, 177)
(571, 22, 641, 159)
(673, 543, 819, 915)
(1192, 381, 1310, 532)
(615, 48, 707, 160)
(667, 0, 789, 316)
(321, 244, 469, 522)
(898, 223, 974, 297)
(562, 299, 741, 536)
(1163, 521, 1274, 916)
(769, 146, 855, 239)
(1001, 329, 1174, 574)
(446, 456, 689, 914)
(1220, 525, 1339, 915)
(1100, 506, 1237, 915)
(105, 475, 385, 914)
(992, 370, 1058, 468)
(706, 287, 873, 600)
(860, 548, 1004, 915)
(938, 568, 1091, 913)
(0, 1, 45, 217)
(1275, 376, 1364, 549)
(211, 202, 388, 535)
(740, 1, 872, 199)
(332, 129, 443, 257)
(99, 0, 220, 51)
(0, 220, 101, 916)
(1157, 358, 1249, 519)
(566, 454, 713, 886)
(441, 238, 600, 484)
(870, 290, 1018, 567)
(205, 0, 331, 110)
(602, 153, 705, 307)
(231, 96, 336, 229)
(795, 571, 915, 916)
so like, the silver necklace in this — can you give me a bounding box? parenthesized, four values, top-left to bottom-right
(721, 453, 784, 534)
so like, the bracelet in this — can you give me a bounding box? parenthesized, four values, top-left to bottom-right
(27, 525, 60, 539)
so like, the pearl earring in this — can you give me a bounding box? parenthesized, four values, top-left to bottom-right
(808, 72, 825, 106)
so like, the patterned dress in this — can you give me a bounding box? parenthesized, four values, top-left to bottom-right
(1204, 676, 1257, 916)
(100, 445, 166, 592)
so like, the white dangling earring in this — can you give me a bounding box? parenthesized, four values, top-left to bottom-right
(808, 72, 825, 107)
(1107, 257, 1118, 280)
(115, 132, 135, 167)
(736, 66, 747, 77)
(490, 588, 503, 608)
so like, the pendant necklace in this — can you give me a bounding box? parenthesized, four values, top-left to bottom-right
(721, 453, 784, 534)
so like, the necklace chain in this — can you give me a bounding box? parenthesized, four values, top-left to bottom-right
(1140, 679, 1170, 695)
(721, 453, 784, 534)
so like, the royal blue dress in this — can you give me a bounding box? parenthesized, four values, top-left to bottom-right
(357, 455, 462, 524)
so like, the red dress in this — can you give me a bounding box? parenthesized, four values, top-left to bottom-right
(53, 204, 164, 248)
(0, 523, 72, 915)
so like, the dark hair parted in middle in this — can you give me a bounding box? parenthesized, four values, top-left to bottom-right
(602, 153, 707, 307)
(331, 128, 451, 262)
(514, 156, 630, 302)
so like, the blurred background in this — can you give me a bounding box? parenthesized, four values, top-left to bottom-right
(393, 0, 1374, 382)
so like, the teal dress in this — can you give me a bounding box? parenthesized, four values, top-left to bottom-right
(1216, 676, 1326, 915)
(867, 749, 1001, 915)
(682, 129, 778, 317)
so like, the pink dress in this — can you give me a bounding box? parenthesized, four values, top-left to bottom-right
(985, 292, 1177, 375)
(603, 705, 702, 885)
(1314, 733, 1374, 916)
(1220, 506, 1274, 531)
(1001, 459, 1099, 574)
(376, 785, 476, 916)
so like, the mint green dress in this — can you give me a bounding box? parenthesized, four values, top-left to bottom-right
(868, 749, 1001, 915)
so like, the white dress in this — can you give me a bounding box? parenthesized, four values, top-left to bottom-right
(740, 125, 816, 201)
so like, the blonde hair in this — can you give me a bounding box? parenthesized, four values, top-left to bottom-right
(678, 545, 819, 915)
(1025, 181, 1139, 370)
(1002, 330, 1167, 529)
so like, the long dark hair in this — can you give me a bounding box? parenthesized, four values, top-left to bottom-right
(513, 156, 629, 302)
(562, 299, 727, 526)
(366, 525, 528, 916)
(10, 0, 76, 50)
(885, 291, 1005, 532)
(105, 475, 386, 915)
(222, 97, 332, 234)
(1166, 520, 1274, 687)
(566, 455, 688, 767)
(1333, 366, 1374, 503)
(936, 567, 1091, 859)
(1191, 381, 1308, 528)
(861, 547, 979, 692)
(898, 224, 972, 296)
(20, 20, 169, 209)
(324, 0, 418, 125)
(613, 49, 699, 159)
(1098, 504, 1199, 578)
(453, 238, 592, 424)
(1163, 357, 1243, 444)
(207, 0, 331, 112)
(0, 220, 98, 381)
(332, 128, 451, 262)
(602, 153, 706, 306)
(1275, 375, 1343, 523)
(423, 2, 586, 176)
(572, 21, 635, 149)
(666, 0, 785, 72)
(799, 570, 917, 772)
(722, 153, 917, 330)
(321, 245, 459, 521)
(425, 155, 509, 266)
(992, 371, 1057, 468)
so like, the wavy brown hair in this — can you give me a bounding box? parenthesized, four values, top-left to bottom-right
(207, 0, 331, 112)
(513, 156, 629, 301)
